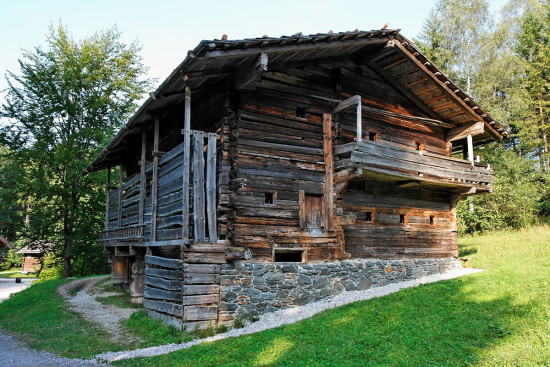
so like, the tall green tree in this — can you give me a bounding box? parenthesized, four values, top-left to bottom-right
(0, 24, 152, 277)
(516, 8, 550, 168)
(416, 0, 492, 94)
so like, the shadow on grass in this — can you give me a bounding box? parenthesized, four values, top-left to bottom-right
(114, 272, 519, 367)
(458, 244, 478, 257)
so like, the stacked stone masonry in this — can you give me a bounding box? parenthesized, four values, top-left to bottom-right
(219, 258, 462, 322)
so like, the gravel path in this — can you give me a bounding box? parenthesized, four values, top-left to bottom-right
(57, 276, 137, 343)
(0, 278, 36, 302)
(97, 268, 482, 363)
(0, 331, 110, 367)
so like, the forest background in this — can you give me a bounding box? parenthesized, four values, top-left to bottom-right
(0, 0, 548, 277)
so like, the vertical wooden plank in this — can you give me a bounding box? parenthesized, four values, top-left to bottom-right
(182, 130, 191, 243)
(299, 190, 306, 230)
(117, 167, 124, 227)
(139, 132, 147, 225)
(356, 97, 362, 141)
(193, 131, 206, 242)
(105, 167, 111, 230)
(151, 119, 160, 242)
(206, 133, 217, 242)
(323, 113, 334, 231)
(467, 134, 474, 164)
(182, 86, 191, 243)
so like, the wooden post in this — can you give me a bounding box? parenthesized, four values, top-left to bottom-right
(356, 97, 362, 141)
(117, 167, 124, 228)
(323, 114, 334, 232)
(105, 167, 111, 230)
(206, 133, 217, 242)
(193, 131, 206, 242)
(151, 118, 160, 241)
(139, 132, 147, 226)
(467, 134, 474, 164)
(182, 86, 191, 243)
(299, 190, 306, 230)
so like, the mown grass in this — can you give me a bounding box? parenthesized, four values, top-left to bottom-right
(0, 268, 37, 278)
(0, 277, 193, 358)
(113, 226, 550, 367)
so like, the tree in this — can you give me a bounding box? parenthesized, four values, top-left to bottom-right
(0, 24, 152, 277)
(416, 0, 493, 95)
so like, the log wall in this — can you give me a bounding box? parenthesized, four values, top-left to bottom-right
(231, 60, 458, 261)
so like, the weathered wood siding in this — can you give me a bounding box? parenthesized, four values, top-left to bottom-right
(342, 180, 456, 259)
(231, 60, 457, 261)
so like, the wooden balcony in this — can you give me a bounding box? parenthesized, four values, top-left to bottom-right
(103, 130, 219, 246)
(334, 140, 493, 192)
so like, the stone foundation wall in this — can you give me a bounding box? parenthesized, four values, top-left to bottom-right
(219, 258, 461, 322)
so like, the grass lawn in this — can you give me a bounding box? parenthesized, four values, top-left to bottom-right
(0, 268, 37, 278)
(0, 226, 548, 365)
(112, 226, 550, 367)
(0, 277, 193, 358)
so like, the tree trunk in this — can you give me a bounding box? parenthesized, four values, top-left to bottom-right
(63, 206, 72, 278)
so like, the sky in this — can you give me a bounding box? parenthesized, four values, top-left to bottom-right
(0, 0, 510, 98)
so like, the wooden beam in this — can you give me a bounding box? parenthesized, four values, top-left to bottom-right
(205, 37, 389, 59)
(182, 87, 191, 243)
(467, 134, 474, 164)
(393, 39, 503, 140)
(234, 52, 268, 90)
(365, 60, 444, 121)
(333, 95, 362, 141)
(138, 132, 146, 225)
(104, 167, 111, 231)
(206, 133, 217, 242)
(117, 167, 124, 227)
(193, 131, 206, 242)
(151, 119, 160, 241)
(446, 121, 485, 142)
(323, 113, 334, 232)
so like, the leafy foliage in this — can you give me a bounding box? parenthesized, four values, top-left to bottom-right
(418, 0, 550, 233)
(0, 24, 151, 277)
(0, 249, 23, 271)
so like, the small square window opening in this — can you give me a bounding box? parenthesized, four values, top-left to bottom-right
(264, 192, 276, 205)
(296, 107, 307, 118)
(415, 142, 424, 151)
(365, 212, 372, 222)
(368, 132, 379, 141)
(429, 216, 435, 225)
(400, 214, 407, 224)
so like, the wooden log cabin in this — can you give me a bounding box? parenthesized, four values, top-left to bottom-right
(86, 29, 506, 329)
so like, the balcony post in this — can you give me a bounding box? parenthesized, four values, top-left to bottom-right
(104, 167, 111, 231)
(182, 85, 191, 243)
(356, 96, 362, 142)
(467, 134, 474, 165)
(138, 131, 147, 226)
(151, 118, 160, 241)
(117, 166, 124, 227)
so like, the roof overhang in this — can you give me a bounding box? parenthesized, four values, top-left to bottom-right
(86, 29, 507, 174)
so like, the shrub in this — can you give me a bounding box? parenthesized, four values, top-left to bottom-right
(38, 254, 63, 281)
(0, 249, 23, 271)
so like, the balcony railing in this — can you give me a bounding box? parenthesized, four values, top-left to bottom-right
(334, 140, 493, 191)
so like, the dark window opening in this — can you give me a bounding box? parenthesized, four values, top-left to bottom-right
(430, 216, 435, 225)
(264, 192, 276, 205)
(365, 212, 372, 222)
(296, 107, 307, 118)
(274, 249, 304, 263)
(400, 214, 407, 224)
(368, 132, 379, 142)
(416, 142, 424, 151)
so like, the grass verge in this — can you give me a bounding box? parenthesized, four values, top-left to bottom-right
(0, 268, 37, 278)
(0, 277, 194, 358)
(112, 225, 550, 366)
